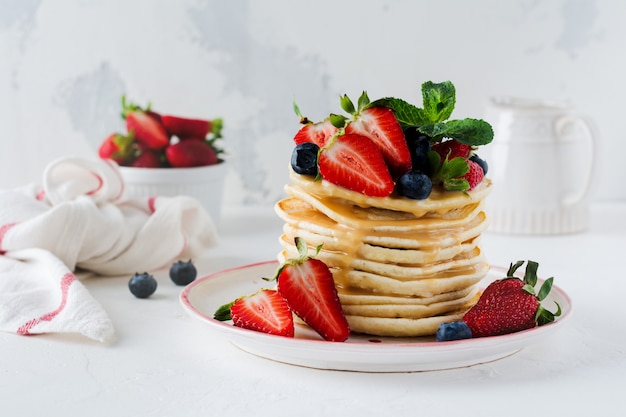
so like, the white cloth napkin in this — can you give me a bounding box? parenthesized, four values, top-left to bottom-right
(0, 157, 219, 342)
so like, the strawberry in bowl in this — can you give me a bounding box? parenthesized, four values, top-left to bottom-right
(98, 96, 227, 222)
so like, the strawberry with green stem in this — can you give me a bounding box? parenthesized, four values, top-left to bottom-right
(215, 238, 350, 342)
(98, 132, 134, 165)
(121, 96, 169, 150)
(215, 289, 294, 337)
(292, 101, 338, 148)
(271, 237, 350, 342)
(336, 92, 412, 178)
(436, 260, 562, 341)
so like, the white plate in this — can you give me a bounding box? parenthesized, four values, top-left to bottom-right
(180, 261, 572, 372)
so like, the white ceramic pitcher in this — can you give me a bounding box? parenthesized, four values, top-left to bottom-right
(481, 97, 599, 235)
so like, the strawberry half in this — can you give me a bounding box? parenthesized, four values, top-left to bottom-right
(345, 106, 411, 177)
(274, 237, 350, 342)
(318, 134, 394, 197)
(221, 289, 294, 337)
(126, 111, 170, 150)
(293, 118, 337, 148)
(161, 115, 211, 139)
(165, 140, 218, 167)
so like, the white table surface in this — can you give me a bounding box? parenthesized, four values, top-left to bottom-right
(2, 203, 625, 417)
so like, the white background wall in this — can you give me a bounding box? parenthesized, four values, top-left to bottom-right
(1, 0, 624, 205)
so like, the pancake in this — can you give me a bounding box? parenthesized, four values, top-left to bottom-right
(274, 168, 492, 337)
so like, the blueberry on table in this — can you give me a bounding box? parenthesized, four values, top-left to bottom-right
(396, 170, 432, 200)
(291, 142, 320, 176)
(169, 260, 198, 286)
(436, 321, 472, 342)
(129, 272, 158, 298)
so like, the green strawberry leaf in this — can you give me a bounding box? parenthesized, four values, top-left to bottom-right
(214, 300, 235, 321)
(340, 94, 355, 114)
(537, 277, 554, 301)
(329, 113, 348, 129)
(507, 260, 525, 277)
(524, 260, 539, 287)
(357, 91, 370, 112)
(421, 80, 456, 123)
(428, 151, 471, 192)
(536, 301, 562, 326)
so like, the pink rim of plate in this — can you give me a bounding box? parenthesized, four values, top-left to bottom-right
(179, 260, 573, 350)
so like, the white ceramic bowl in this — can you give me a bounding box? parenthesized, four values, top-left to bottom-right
(119, 161, 228, 223)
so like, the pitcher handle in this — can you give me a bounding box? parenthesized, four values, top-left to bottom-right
(554, 115, 600, 207)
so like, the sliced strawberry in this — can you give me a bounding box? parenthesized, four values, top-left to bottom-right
(126, 111, 169, 150)
(432, 139, 472, 161)
(318, 134, 394, 197)
(276, 239, 350, 342)
(165, 140, 218, 167)
(98, 133, 133, 164)
(229, 289, 294, 337)
(131, 150, 164, 168)
(293, 118, 337, 148)
(161, 115, 211, 139)
(345, 107, 411, 177)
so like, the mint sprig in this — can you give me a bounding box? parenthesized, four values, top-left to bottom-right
(369, 81, 494, 146)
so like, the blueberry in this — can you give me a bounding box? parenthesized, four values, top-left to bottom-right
(129, 272, 157, 298)
(396, 170, 432, 200)
(291, 142, 320, 176)
(403, 126, 432, 173)
(436, 321, 472, 342)
(470, 154, 488, 175)
(169, 259, 197, 286)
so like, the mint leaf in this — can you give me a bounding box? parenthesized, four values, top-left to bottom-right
(369, 97, 429, 126)
(421, 81, 456, 123)
(416, 118, 493, 145)
(417, 122, 448, 138)
(443, 118, 494, 146)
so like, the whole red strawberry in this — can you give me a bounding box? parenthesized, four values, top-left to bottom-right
(98, 133, 133, 164)
(131, 150, 165, 168)
(461, 159, 485, 190)
(462, 260, 561, 338)
(165, 140, 218, 167)
(318, 133, 394, 197)
(436, 261, 562, 342)
(274, 237, 350, 342)
(432, 139, 471, 161)
(161, 115, 211, 139)
(215, 289, 294, 337)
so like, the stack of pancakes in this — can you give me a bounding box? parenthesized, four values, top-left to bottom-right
(274, 169, 493, 337)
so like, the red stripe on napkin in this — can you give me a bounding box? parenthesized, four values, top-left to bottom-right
(17, 272, 76, 335)
(0, 222, 17, 254)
